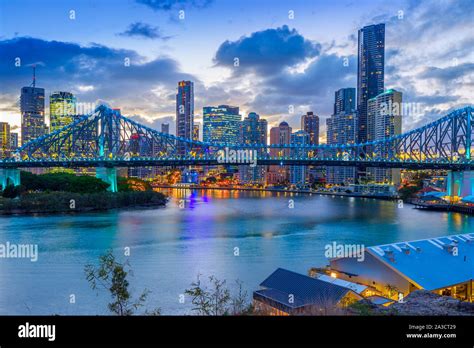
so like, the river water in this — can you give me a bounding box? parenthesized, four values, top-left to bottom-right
(0, 189, 472, 315)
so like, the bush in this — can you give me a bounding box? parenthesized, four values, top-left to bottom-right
(20, 171, 110, 193)
(2, 184, 22, 198)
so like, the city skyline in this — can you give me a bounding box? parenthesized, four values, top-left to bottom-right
(0, 0, 473, 139)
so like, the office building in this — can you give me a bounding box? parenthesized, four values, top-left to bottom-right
(326, 88, 357, 185)
(357, 23, 385, 144)
(367, 89, 403, 185)
(240, 112, 267, 184)
(0, 122, 11, 158)
(203, 105, 241, 144)
(49, 91, 76, 132)
(290, 130, 310, 186)
(267, 121, 292, 185)
(176, 81, 194, 154)
(21, 86, 46, 145)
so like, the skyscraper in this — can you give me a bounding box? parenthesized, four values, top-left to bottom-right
(267, 121, 292, 185)
(176, 81, 194, 154)
(326, 88, 357, 185)
(203, 105, 241, 144)
(10, 132, 19, 151)
(335, 88, 356, 115)
(193, 123, 200, 141)
(290, 130, 310, 186)
(0, 122, 11, 158)
(50, 91, 76, 132)
(240, 112, 267, 184)
(357, 23, 385, 144)
(161, 122, 170, 134)
(367, 89, 403, 185)
(301, 112, 319, 145)
(21, 85, 46, 145)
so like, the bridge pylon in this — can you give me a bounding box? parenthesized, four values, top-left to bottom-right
(96, 167, 118, 193)
(447, 170, 474, 201)
(0, 168, 21, 189)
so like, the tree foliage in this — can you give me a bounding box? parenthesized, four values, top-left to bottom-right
(20, 171, 110, 193)
(84, 250, 160, 316)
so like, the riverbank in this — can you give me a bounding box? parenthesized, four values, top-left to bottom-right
(0, 190, 167, 215)
(411, 199, 474, 215)
(153, 184, 399, 200)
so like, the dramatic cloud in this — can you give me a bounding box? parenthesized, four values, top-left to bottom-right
(118, 22, 171, 40)
(214, 25, 321, 75)
(136, 0, 213, 11)
(0, 37, 195, 120)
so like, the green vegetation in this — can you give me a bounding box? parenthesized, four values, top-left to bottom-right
(185, 274, 253, 315)
(85, 250, 160, 316)
(0, 171, 167, 214)
(20, 171, 110, 193)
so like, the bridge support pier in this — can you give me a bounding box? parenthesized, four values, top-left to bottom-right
(0, 169, 21, 190)
(447, 171, 474, 200)
(96, 167, 118, 193)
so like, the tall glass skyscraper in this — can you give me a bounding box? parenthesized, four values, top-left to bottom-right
(326, 88, 357, 185)
(176, 81, 194, 154)
(0, 122, 11, 158)
(290, 130, 310, 186)
(203, 105, 241, 144)
(357, 23, 385, 144)
(267, 122, 292, 185)
(367, 89, 402, 185)
(21, 86, 46, 145)
(240, 112, 267, 184)
(301, 112, 319, 145)
(50, 91, 76, 132)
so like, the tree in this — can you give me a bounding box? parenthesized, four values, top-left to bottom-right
(185, 274, 231, 316)
(84, 250, 160, 315)
(231, 279, 250, 315)
(2, 184, 22, 198)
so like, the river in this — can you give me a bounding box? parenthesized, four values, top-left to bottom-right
(0, 189, 472, 315)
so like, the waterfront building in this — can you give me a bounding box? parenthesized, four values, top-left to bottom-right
(203, 105, 241, 144)
(239, 112, 267, 184)
(290, 130, 310, 187)
(176, 81, 194, 154)
(327, 233, 474, 302)
(0, 122, 11, 158)
(367, 89, 402, 185)
(357, 23, 385, 144)
(267, 121, 292, 185)
(326, 88, 357, 185)
(253, 268, 362, 315)
(49, 91, 76, 132)
(20, 86, 46, 146)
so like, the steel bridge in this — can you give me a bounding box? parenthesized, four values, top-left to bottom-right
(0, 105, 472, 194)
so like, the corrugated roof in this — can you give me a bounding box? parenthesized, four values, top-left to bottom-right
(367, 233, 474, 290)
(256, 268, 352, 309)
(315, 273, 368, 294)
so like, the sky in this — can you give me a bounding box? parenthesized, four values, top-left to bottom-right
(0, 0, 473, 139)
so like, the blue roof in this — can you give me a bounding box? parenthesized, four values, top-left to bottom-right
(461, 195, 474, 203)
(254, 268, 354, 310)
(367, 233, 474, 290)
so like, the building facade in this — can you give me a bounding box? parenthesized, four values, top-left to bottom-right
(357, 23, 385, 144)
(176, 81, 194, 154)
(326, 88, 357, 185)
(49, 91, 76, 132)
(267, 121, 292, 185)
(290, 130, 310, 186)
(21, 86, 47, 145)
(203, 105, 241, 144)
(0, 122, 11, 158)
(239, 112, 267, 184)
(367, 89, 403, 185)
